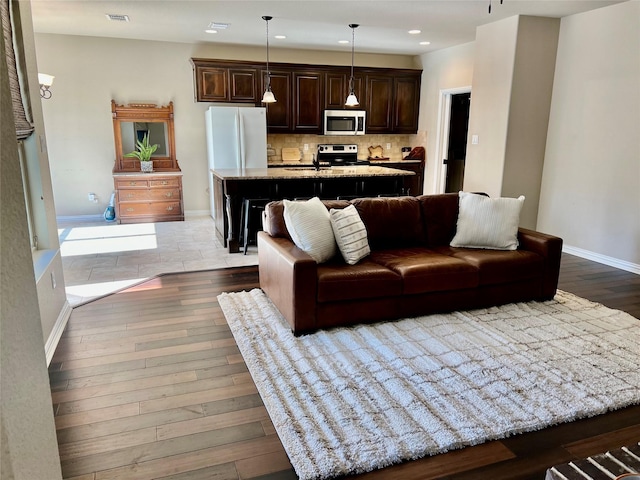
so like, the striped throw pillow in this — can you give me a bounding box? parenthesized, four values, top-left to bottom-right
(450, 192, 525, 250)
(283, 197, 337, 263)
(329, 205, 370, 265)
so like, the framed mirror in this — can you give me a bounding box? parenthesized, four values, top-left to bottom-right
(111, 100, 180, 172)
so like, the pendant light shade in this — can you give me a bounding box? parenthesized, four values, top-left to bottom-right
(261, 16, 276, 104)
(345, 23, 359, 106)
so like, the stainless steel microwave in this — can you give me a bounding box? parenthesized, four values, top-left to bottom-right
(323, 110, 366, 136)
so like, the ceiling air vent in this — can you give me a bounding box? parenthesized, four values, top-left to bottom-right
(106, 14, 130, 22)
(208, 22, 230, 30)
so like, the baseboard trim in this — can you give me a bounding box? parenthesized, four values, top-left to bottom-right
(45, 301, 72, 366)
(563, 244, 640, 275)
(56, 214, 103, 223)
(185, 210, 211, 218)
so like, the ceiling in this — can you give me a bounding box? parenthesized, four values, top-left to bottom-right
(30, 0, 625, 56)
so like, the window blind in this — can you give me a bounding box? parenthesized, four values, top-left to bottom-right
(1, 0, 34, 140)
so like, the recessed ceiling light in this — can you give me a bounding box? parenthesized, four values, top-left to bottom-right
(408, 29, 421, 35)
(275, 35, 286, 39)
(338, 40, 349, 44)
(208, 22, 230, 30)
(420, 41, 431, 45)
(106, 14, 130, 22)
(205, 29, 218, 34)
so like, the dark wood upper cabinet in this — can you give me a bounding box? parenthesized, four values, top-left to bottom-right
(229, 68, 259, 103)
(393, 76, 421, 133)
(191, 58, 421, 134)
(262, 70, 292, 132)
(325, 73, 346, 110)
(365, 75, 394, 133)
(195, 66, 228, 102)
(293, 71, 323, 133)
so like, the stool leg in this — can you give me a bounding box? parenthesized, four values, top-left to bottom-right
(243, 201, 250, 255)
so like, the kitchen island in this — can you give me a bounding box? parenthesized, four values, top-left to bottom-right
(211, 165, 414, 253)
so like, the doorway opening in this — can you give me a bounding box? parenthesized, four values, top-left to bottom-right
(434, 87, 471, 193)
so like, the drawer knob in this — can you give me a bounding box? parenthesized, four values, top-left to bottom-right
(166, 206, 174, 211)
(165, 192, 173, 198)
(126, 207, 134, 212)
(129, 181, 137, 186)
(127, 193, 134, 198)
(161, 181, 168, 185)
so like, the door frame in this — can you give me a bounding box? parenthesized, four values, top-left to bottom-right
(433, 86, 472, 194)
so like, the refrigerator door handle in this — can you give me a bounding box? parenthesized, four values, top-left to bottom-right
(238, 113, 246, 169)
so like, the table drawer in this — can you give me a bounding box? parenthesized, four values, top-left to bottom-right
(115, 178, 150, 189)
(150, 178, 181, 188)
(118, 201, 182, 217)
(118, 188, 180, 202)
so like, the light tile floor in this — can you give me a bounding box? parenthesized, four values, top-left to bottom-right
(58, 215, 258, 306)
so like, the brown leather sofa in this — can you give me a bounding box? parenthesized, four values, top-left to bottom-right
(258, 193, 563, 335)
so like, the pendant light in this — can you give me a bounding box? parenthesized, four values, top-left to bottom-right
(345, 23, 359, 106)
(261, 16, 276, 103)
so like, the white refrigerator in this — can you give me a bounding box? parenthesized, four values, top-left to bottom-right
(206, 106, 267, 218)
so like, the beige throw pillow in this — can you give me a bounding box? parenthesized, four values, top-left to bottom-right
(450, 192, 525, 250)
(329, 205, 370, 265)
(283, 197, 337, 263)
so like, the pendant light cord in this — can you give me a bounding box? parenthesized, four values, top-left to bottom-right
(263, 16, 272, 89)
(348, 24, 359, 94)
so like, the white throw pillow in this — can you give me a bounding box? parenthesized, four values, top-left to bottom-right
(329, 205, 370, 265)
(283, 197, 337, 263)
(450, 192, 525, 250)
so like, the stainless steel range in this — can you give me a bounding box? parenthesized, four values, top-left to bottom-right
(316, 144, 362, 166)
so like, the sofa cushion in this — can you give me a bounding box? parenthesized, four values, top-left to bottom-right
(450, 192, 525, 250)
(264, 199, 350, 241)
(283, 197, 337, 263)
(369, 248, 478, 295)
(317, 258, 402, 303)
(352, 196, 426, 250)
(330, 204, 370, 265)
(418, 193, 460, 247)
(437, 247, 544, 286)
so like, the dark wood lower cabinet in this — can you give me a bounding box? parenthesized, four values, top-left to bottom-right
(212, 170, 413, 253)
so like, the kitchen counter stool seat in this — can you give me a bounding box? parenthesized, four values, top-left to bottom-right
(240, 198, 271, 255)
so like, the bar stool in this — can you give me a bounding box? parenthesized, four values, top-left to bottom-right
(239, 198, 270, 255)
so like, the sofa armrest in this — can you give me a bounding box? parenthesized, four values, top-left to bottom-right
(518, 228, 563, 299)
(257, 231, 318, 333)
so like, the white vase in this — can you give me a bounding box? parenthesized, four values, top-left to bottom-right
(140, 160, 153, 173)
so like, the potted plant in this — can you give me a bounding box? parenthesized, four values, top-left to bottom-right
(124, 132, 158, 172)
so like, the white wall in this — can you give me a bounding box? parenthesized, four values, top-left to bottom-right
(538, 1, 640, 267)
(463, 15, 560, 229)
(463, 16, 519, 199)
(34, 34, 418, 216)
(0, 11, 63, 480)
(418, 42, 475, 194)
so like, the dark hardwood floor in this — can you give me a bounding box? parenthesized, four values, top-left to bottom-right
(49, 253, 640, 480)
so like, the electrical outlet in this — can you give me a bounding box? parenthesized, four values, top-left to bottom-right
(386, 143, 391, 151)
(472, 135, 479, 145)
(303, 144, 309, 151)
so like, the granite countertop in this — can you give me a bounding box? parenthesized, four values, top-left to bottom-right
(369, 159, 423, 164)
(212, 165, 415, 180)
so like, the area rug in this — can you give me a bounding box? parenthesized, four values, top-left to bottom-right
(217, 289, 640, 480)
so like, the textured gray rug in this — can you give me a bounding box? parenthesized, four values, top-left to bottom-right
(217, 289, 640, 480)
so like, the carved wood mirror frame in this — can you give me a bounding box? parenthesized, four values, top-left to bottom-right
(111, 100, 180, 172)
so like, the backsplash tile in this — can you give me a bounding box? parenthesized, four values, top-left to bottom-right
(267, 134, 423, 164)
